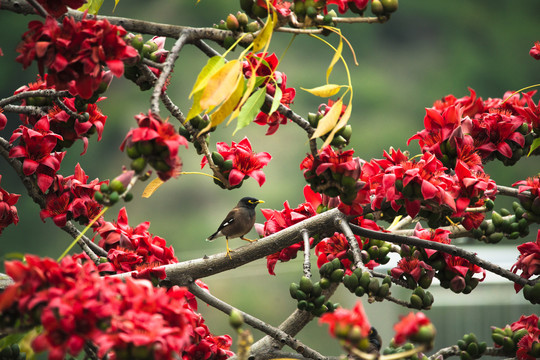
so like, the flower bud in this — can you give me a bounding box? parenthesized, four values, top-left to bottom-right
(229, 309, 244, 329)
(226, 14, 240, 31)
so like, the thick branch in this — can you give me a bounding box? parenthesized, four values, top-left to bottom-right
(188, 282, 326, 360)
(116, 208, 342, 284)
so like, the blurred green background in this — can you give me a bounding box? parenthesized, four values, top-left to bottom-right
(0, 0, 539, 357)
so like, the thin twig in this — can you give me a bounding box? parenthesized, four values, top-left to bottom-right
(150, 30, 191, 115)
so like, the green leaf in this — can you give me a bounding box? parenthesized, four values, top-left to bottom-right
(269, 85, 282, 115)
(78, 0, 104, 14)
(189, 56, 226, 98)
(528, 137, 540, 156)
(234, 87, 266, 135)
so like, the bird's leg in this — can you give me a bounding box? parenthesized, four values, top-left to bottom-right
(226, 237, 233, 259)
(240, 236, 257, 243)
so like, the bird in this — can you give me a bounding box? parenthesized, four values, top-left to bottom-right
(206, 197, 264, 258)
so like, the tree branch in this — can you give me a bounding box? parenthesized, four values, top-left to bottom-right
(348, 222, 535, 287)
(187, 282, 326, 360)
(116, 208, 342, 284)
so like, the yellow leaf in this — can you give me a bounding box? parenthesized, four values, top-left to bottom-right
(186, 89, 204, 123)
(189, 56, 225, 98)
(200, 60, 242, 110)
(142, 177, 165, 198)
(326, 36, 343, 83)
(301, 84, 342, 97)
(200, 76, 246, 135)
(230, 74, 258, 123)
(311, 98, 343, 140)
(321, 100, 352, 149)
(252, 10, 276, 52)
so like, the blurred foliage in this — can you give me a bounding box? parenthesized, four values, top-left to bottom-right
(0, 0, 539, 356)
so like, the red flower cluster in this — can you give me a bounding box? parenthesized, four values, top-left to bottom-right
(95, 207, 178, 278)
(363, 148, 495, 229)
(121, 111, 188, 181)
(40, 163, 105, 227)
(201, 137, 271, 187)
(16, 15, 138, 99)
(315, 216, 382, 272)
(409, 88, 536, 167)
(15, 75, 109, 154)
(319, 301, 372, 350)
(0, 255, 232, 360)
(510, 314, 540, 360)
(9, 118, 65, 193)
(300, 145, 369, 216)
(511, 230, 540, 291)
(0, 175, 20, 235)
(256, 187, 319, 275)
(393, 312, 434, 346)
(242, 52, 296, 135)
(36, 0, 86, 18)
(406, 223, 485, 293)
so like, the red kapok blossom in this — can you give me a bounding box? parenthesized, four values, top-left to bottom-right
(0, 109, 7, 131)
(0, 175, 21, 235)
(36, 0, 87, 18)
(511, 230, 540, 292)
(320, 302, 371, 343)
(121, 111, 188, 181)
(393, 312, 433, 345)
(530, 41, 540, 60)
(202, 137, 271, 187)
(9, 119, 65, 193)
(16, 15, 138, 98)
(95, 207, 178, 275)
(257, 197, 317, 275)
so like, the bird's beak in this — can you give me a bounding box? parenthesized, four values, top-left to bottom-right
(257, 200, 265, 204)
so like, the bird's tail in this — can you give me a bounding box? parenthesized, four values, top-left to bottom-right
(206, 232, 217, 242)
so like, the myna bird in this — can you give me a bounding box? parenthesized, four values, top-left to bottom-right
(206, 197, 264, 257)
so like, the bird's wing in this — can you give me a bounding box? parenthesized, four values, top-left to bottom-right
(216, 208, 238, 232)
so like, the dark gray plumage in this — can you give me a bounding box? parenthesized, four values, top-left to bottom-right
(207, 197, 264, 257)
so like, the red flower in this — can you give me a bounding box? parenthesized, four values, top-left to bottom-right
(95, 207, 178, 274)
(16, 15, 138, 99)
(0, 175, 21, 235)
(513, 176, 540, 197)
(202, 137, 271, 187)
(393, 312, 433, 345)
(320, 302, 371, 347)
(511, 230, 540, 291)
(391, 257, 434, 285)
(254, 71, 296, 135)
(121, 111, 188, 181)
(0, 109, 6, 131)
(9, 119, 65, 193)
(258, 197, 317, 275)
(326, 0, 369, 14)
(36, 0, 87, 17)
(530, 41, 540, 60)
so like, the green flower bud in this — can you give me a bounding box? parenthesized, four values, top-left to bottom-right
(229, 309, 244, 329)
(289, 282, 300, 299)
(381, 0, 398, 13)
(299, 276, 314, 294)
(371, 0, 384, 15)
(226, 14, 240, 31)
